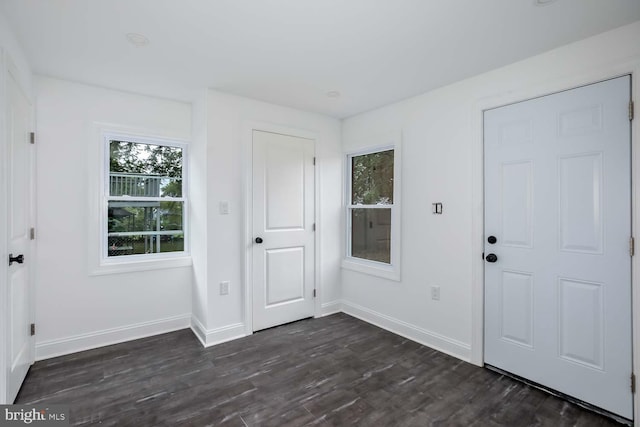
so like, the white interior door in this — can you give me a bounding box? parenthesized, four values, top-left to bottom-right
(5, 67, 34, 403)
(252, 130, 315, 331)
(484, 76, 632, 418)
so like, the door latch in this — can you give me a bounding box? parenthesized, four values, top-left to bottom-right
(9, 253, 24, 266)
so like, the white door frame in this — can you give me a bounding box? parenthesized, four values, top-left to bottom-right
(0, 45, 7, 407)
(471, 62, 640, 421)
(0, 50, 36, 404)
(242, 121, 321, 336)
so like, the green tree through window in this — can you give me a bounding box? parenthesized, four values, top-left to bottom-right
(351, 150, 394, 205)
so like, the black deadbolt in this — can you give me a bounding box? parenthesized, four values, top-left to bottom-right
(487, 236, 497, 244)
(485, 253, 498, 263)
(255, 237, 263, 244)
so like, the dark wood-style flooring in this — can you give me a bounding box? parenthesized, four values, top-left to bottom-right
(16, 313, 623, 426)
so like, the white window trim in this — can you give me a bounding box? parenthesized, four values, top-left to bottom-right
(88, 124, 191, 276)
(342, 142, 401, 281)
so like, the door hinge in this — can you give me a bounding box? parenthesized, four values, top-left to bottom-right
(631, 237, 635, 257)
(312, 223, 316, 232)
(313, 157, 316, 166)
(630, 100, 635, 121)
(30, 227, 35, 240)
(313, 289, 316, 298)
(632, 373, 636, 393)
(30, 323, 35, 336)
(30, 132, 35, 144)
(482, 252, 485, 260)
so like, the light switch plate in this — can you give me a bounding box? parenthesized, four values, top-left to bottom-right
(431, 285, 440, 300)
(220, 281, 230, 295)
(219, 201, 229, 215)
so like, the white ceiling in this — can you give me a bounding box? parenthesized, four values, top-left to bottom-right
(2, 1, 639, 118)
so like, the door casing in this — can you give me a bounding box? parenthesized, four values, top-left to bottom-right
(243, 122, 321, 336)
(0, 45, 7, 407)
(471, 63, 640, 422)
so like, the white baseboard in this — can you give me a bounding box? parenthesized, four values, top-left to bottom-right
(320, 300, 342, 316)
(341, 300, 471, 362)
(35, 304, 471, 363)
(190, 317, 246, 348)
(190, 316, 208, 346)
(35, 314, 191, 361)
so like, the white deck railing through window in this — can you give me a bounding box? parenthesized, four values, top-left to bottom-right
(109, 173, 181, 197)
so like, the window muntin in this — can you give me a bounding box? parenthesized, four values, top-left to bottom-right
(105, 138, 186, 259)
(347, 149, 395, 265)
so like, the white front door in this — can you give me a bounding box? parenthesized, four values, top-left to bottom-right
(252, 130, 315, 331)
(5, 66, 34, 403)
(484, 76, 632, 418)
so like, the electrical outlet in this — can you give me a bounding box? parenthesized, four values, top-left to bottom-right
(219, 201, 229, 215)
(431, 286, 440, 301)
(220, 281, 230, 295)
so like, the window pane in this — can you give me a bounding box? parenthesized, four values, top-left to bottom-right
(351, 208, 391, 264)
(109, 140, 182, 197)
(107, 234, 184, 257)
(351, 149, 394, 205)
(108, 201, 183, 233)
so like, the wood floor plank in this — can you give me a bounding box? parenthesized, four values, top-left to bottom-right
(16, 313, 624, 426)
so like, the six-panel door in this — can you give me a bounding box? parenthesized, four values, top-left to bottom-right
(484, 76, 632, 418)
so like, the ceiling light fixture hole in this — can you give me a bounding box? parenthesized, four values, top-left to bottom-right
(126, 33, 150, 47)
(534, 0, 558, 6)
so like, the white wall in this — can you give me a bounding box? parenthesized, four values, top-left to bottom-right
(197, 90, 342, 344)
(31, 77, 342, 355)
(34, 77, 193, 359)
(0, 8, 33, 405)
(0, 11, 32, 98)
(341, 21, 640, 362)
(190, 89, 209, 336)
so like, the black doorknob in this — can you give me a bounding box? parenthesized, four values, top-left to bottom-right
(255, 237, 263, 244)
(487, 236, 497, 244)
(9, 253, 24, 266)
(485, 253, 498, 263)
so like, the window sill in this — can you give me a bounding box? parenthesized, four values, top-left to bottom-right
(341, 258, 401, 282)
(89, 254, 192, 276)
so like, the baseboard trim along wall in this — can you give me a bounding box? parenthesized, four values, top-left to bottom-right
(35, 314, 192, 361)
(320, 300, 343, 317)
(36, 304, 470, 363)
(341, 300, 472, 362)
(190, 317, 246, 348)
(190, 316, 207, 346)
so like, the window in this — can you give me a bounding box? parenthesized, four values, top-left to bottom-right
(345, 146, 400, 279)
(104, 135, 187, 260)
